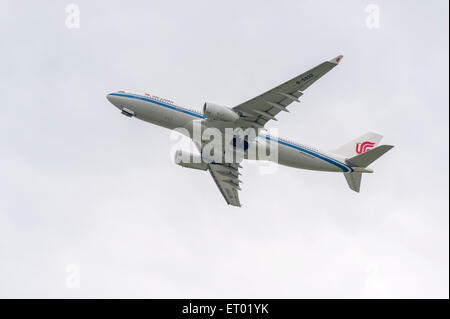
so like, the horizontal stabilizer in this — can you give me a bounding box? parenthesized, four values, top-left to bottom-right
(344, 172, 362, 192)
(346, 145, 394, 168)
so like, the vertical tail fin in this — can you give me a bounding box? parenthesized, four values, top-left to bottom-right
(335, 133, 394, 193)
(333, 132, 383, 158)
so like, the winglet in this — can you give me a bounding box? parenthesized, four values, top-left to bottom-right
(329, 55, 344, 64)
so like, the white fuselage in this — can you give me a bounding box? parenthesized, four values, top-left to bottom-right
(106, 92, 354, 173)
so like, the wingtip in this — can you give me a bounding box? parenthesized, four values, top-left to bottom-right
(329, 55, 344, 64)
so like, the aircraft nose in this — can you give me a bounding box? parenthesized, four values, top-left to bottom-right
(106, 93, 116, 103)
(106, 93, 121, 109)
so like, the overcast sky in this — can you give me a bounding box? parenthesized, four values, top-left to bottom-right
(0, 0, 448, 298)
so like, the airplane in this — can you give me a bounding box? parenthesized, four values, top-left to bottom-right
(106, 55, 393, 207)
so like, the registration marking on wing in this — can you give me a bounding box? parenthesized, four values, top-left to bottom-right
(296, 73, 314, 84)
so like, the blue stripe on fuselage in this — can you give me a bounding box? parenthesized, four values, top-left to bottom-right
(260, 134, 352, 172)
(109, 93, 206, 119)
(110, 92, 352, 172)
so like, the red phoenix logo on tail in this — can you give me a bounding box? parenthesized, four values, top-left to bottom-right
(356, 141, 375, 154)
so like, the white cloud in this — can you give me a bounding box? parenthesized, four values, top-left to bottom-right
(0, 0, 448, 298)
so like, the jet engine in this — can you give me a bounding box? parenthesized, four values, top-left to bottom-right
(174, 150, 208, 171)
(203, 102, 239, 122)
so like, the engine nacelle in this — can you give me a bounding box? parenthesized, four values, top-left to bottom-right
(203, 102, 239, 122)
(174, 150, 208, 171)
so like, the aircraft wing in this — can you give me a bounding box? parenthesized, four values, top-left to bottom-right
(233, 55, 343, 128)
(208, 163, 242, 207)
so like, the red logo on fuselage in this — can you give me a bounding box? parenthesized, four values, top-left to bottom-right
(356, 141, 375, 154)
